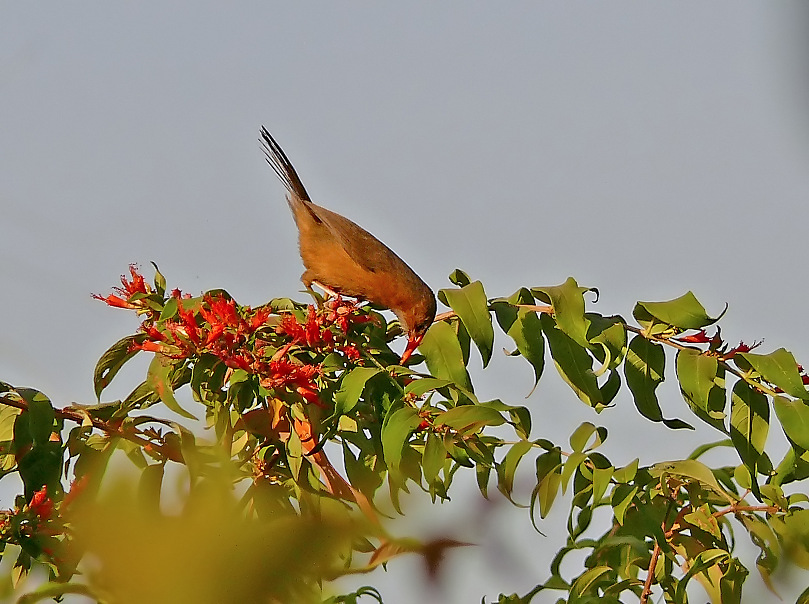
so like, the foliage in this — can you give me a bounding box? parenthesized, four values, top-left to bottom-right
(1, 264, 809, 603)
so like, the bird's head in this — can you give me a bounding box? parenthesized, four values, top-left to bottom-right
(397, 293, 437, 364)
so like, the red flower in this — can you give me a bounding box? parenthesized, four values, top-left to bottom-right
(29, 486, 53, 521)
(92, 293, 139, 309)
(93, 265, 151, 309)
(677, 330, 713, 344)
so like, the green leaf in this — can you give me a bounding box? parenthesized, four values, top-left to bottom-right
(439, 280, 494, 367)
(334, 368, 382, 416)
(18, 441, 63, 498)
(492, 291, 545, 389)
(93, 334, 142, 399)
(586, 314, 627, 373)
(419, 321, 473, 391)
(16, 389, 55, 445)
(591, 465, 613, 505)
(435, 405, 505, 434)
(773, 396, 809, 450)
(532, 277, 594, 348)
(568, 566, 613, 603)
(738, 348, 809, 400)
(448, 268, 471, 287)
(534, 449, 562, 519)
(650, 459, 731, 501)
(634, 291, 718, 331)
(496, 440, 533, 502)
(729, 380, 769, 481)
(611, 485, 638, 525)
(481, 399, 531, 439)
(624, 335, 692, 430)
(147, 355, 198, 420)
(569, 422, 603, 453)
(676, 349, 726, 432)
(381, 407, 421, 473)
(540, 314, 604, 410)
(422, 433, 446, 485)
(150, 261, 166, 296)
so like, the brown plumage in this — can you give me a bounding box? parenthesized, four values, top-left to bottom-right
(260, 127, 436, 362)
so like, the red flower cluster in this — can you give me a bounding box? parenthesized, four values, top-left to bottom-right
(95, 266, 377, 409)
(260, 358, 322, 406)
(92, 264, 151, 310)
(132, 291, 272, 371)
(276, 296, 371, 353)
(676, 329, 761, 361)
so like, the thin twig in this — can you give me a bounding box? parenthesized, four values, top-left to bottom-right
(0, 395, 183, 463)
(640, 540, 661, 604)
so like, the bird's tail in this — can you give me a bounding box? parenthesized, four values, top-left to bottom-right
(259, 127, 311, 202)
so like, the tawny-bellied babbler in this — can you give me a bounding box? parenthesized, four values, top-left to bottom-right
(259, 127, 436, 363)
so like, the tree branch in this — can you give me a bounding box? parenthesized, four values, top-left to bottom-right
(0, 395, 183, 463)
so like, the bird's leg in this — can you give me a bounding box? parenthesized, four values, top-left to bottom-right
(310, 280, 340, 299)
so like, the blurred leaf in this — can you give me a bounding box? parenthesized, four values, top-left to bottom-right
(634, 291, 718, 331)
(738, 348, 809, 400)
(439, 280, 494, 367)
(420, 321, 473, 391)
(532, 277, 593, 348)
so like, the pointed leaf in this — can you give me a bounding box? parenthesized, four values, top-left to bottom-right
(93, 334, 142, 399)
(634, 291, 718, 331)
(493, 295, 546, 388)
(422, 433, 446, 485)
(773, 396, 809, 450)
(381, 407, 421, 473)
(334, 367, 382, 415)
(435, 405, 505, 434)
(439, 280, 494, 367)
(419, 321, 472, 391)
(496, 440, 533, 502)
(540, 314, 604, 410)
(676, 349, 726, 431)
(532, 277, 593, 348)
(739, 348, 809, 400)
(729, 380, 769, 477)
(147, 355, 197, 420)
(625, 335, 692, 429)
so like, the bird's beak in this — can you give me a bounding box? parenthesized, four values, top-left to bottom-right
(400, 333, 424, 365)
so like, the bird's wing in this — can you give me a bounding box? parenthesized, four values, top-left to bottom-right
(304, 203, 396, 274)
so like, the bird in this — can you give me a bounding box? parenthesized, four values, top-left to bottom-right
(259, 127, 436, 363)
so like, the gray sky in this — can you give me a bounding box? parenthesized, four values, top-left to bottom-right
(2, 3, 809, 602)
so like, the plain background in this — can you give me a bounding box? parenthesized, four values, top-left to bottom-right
(2, 3, 809, 602)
